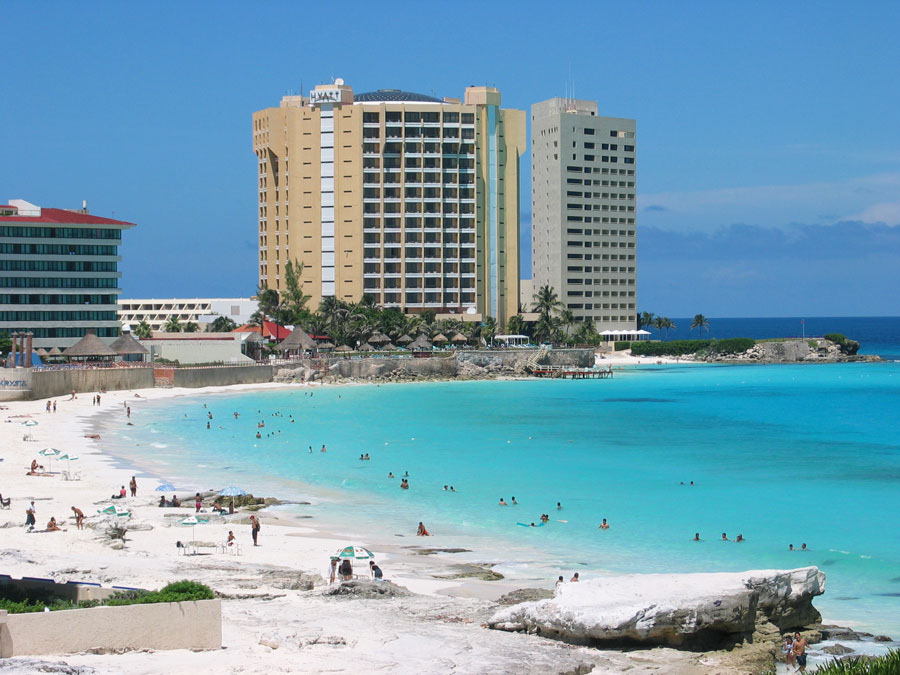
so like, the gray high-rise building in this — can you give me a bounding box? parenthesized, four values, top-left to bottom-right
(531, 98, 637, 333)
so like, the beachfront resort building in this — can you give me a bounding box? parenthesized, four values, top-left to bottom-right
(530, 98, 637, 332)
(252, 79, 526, 328)
(117, 298, 258, 332)
(0, 199, 134, 349)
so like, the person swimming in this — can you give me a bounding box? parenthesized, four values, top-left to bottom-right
(599, 518, 610, 529)
(388, 472, 394, 478)
(735, 534, 745, 542)
(499, 498, 508, 506)
(721, 532, 729, 541)
(693, 532, 701, 541)
(557, 502, 562, 510)
(511, 496, 518, 505)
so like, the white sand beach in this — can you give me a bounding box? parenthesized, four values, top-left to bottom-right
(0, 383, 785, 673)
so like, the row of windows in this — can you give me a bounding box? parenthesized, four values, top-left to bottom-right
(0, 277, 119, 289)
(566, 166, 635, 176)
(566, 179, 636, 187)
(567, 204, 636, 212)
(566, 253, 636, 261)
(364, 217, 476, 229)
(565, 291, 636, 301)
(578, 155, 635, 164)
(566, 278, 634, 286)
(363, 129, 476, 141)
(0, 243, 118, 256)
(0, 260, 117, 272)
(364, 263, 476, 274)
(363, 111, 476, 124)
(11, 327, 119, 339)
(0, 310, 118, 321)
(567, 265, 636, 273)
(0, 227, 122, 240)
(364, 172, 475, 186)
(365, 157, 476, 170)
(567, 241, 636, 249)
(566, 229, 636, 237)
(565, 191, 634, 200)
(363, 187, 475, 199)
(566, 216, 636, 224)
(0, 294, 117, 305)
(581, 143, 635, 152)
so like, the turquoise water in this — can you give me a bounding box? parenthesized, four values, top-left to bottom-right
(106, 363, 900, 635)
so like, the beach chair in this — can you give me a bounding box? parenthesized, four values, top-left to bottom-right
(0, 494, 10, 509)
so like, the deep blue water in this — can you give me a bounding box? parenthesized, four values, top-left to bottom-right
(654, 316, 900, 361)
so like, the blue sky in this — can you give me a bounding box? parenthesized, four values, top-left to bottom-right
(2, 1, 898, 317)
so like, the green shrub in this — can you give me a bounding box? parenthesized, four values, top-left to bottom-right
(814, 648, 900, 674)
(711, 338, 755, 354)
(824, 333, 847, 345)
(614, 341, 632, 351)
(629, 338, 756, 357)
(0, 580, 214, 613)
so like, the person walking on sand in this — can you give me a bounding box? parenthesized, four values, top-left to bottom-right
(328, 557, 338, 584)
(129, 476, 137, 497)
(250, 515, 260, 546)
(71, 506, 84, 530)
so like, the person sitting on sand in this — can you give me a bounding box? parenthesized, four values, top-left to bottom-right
(30, 459, 45, 474)
(46, 517, 60, 531)
(71, 506, 84, 530)
(416, 521, 430, 536)
(499, 497, 507, 506)
(599, 518, 610, 529)
(212, 500, 226, 514)
(158, 496, 167, 508)
(339, 558, 353, 581)
(171, 495, 181, 507)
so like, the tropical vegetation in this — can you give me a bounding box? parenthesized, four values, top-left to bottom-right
(0, 580, 214, 614)
(629, 338, 755, 357)
(690, 314, 710, 337)
(812, 649, 900, 675)
(133, 320, 152, 339)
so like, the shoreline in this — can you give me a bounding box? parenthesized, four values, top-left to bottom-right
(1, 375, 893, 673)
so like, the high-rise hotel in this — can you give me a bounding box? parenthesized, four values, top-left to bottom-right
(531, 98, 637, 331)
(252, 80, 525, 327)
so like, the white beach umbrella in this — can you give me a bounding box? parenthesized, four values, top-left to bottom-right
(181, 515, 199, 541)
(39, 447, 60, 472)
(58, 454, 79, 472)
(23, 420, 38, 427)
(335, 545, 375, 562)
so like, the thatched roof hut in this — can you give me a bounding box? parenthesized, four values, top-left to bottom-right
(110, 332, 149, 356)
(368, 331, 391, 344)
(276, 326, 317, 353)
(432, 333, 448, 343)
(335, 345, 353, 352)
(63, 331, 117, 360)
(409, 334, 433, 351)
(358, 342, 376, 351)
(450, 332, 468, 343)
(396, 334, 413, 345)
(35, 348, 48, 357)
(380, 342, 396, 351)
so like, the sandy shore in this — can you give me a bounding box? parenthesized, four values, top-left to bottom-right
(0, 381, 780, 673)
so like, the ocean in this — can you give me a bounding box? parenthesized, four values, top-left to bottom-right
(102, 317, 900, 637)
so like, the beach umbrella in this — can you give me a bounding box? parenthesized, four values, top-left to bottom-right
(181, 515, 199, 541)
(335, 545, 375, 562)
(98, 504, 131, 518)
(358, 342, 376, 351)
(335, 345, 353, 352)
(219, 485, 247, 510)
(23, 420, 38, 427)
(39, 447, 60, 472)
(155, 483, 177, 492)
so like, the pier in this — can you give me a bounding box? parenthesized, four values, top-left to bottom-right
(529, 366, 613, 379)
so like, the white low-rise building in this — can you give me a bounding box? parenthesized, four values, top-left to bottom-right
(118, 298, 257, 332)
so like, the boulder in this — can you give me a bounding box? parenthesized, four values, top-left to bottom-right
(823, 643, 854, 655)
(487, 567, 825, 650)
(497, 588, 555, 605)
(322, 580, 411, 599)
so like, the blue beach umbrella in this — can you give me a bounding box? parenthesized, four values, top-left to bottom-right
(219, 485, 247, 510)
(155, 483, 177, 492)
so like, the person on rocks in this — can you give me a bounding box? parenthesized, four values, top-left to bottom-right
(792, 632, 809, 672)
(369, 560, 383, 581)
(339, 558, 353, 581)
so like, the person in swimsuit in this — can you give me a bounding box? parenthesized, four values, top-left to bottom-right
(499, 498, 507, 506)
(735, 534, 744, 542)
(792, 632, 808, 672)
(416, 521, 430, 536)
(599, 518, 610, 529)
(721, 532, 729, 541)
(47, 517, 61, 531)
(570, 572, 579, 582)
(71, 506, 84, 530)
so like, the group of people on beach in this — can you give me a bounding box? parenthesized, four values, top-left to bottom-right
(783, 632, 809, 672)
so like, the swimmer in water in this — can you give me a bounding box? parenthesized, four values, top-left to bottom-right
(400, 478, 409, 490)
(721, 532, 730, 541)
(557, 502, 562, 510)
(801, 543, 808, 550)
(599, 518, 610, 529)
(693, 532, 701, 541)
(321, 444, 326, 452)
(735, 534, 745, 542)
(255, 432, 261, 439)
(499, 498, 508, 506)
(511, 496, 518, 505)
(450, 486, 456, 492)
(388, 472, 394, 478)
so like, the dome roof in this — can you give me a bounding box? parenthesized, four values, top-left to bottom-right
(354, 89, 442, 103)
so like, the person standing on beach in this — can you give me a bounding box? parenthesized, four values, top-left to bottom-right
(129, 476, 137, 497)
(52, 401, 56, 413)
(71, 506, 84, 530)
(250, 515, 260, 546)
(792, 632, 808, 672)
(25, 501, 36, 530)
(194, 493, 201, 513)
(328, 557, 337, 584)
(126, 406, 131, 418)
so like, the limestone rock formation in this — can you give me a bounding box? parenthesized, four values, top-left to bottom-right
(488, 567, 825, 650)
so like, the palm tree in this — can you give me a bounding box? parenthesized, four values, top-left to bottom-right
(690, 314, 710, 338)
(183, 321, 200, 333)
(248, 310, 266, 328)
(662, 317, 676, 339)
(506, 314, 528, 338)
(532, 285, 561, 318)
(163, 316, 183, 333)
(208, 315, 237, 333)
(558, 308, 577, 340)
(638, 312, 655, 330)
(652, 316, 665, 338)
(133, 320, 152, 339)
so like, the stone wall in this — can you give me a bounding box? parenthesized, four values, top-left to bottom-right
(0, 368, 33, 402)
(30, 368, 155, 400)
(171, 365, 274, 388)
(457, 348, 594, 370)
(0, 599, 221, 656)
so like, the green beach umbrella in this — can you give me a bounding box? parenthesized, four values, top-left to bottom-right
(335, 545, 375, 562)
(23, 420, 38, 427)
(39, 447, 60, 472)
(98, 505, 130, 518)
(181, 515, 199, 541)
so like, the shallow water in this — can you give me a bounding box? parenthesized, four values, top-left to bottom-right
(105, 362, 900, 636)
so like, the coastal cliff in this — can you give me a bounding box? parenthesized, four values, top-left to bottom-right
(702, 338, 876, 363)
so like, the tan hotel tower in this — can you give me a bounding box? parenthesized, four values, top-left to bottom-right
(252, 80, 525, 327)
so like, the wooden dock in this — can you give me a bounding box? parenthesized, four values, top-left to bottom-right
(529, 366, 613, 379)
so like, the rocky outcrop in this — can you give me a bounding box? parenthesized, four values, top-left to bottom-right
(703, 339, 876, 364)
(487, 567, 825, 650)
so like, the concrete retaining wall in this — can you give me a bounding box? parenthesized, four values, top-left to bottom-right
(30, 368, 155, 400)
(0, 368, 33, 402)
(172, 365, 273, 388)
(0, 599, 221, 656)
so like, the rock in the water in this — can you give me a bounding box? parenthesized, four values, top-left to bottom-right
(874, 635, 893, 642)
(487, 567, 825, 650)
(323, 580, 411, 599)
(497, 588, 555, 605)
(823, 643, 854, 655)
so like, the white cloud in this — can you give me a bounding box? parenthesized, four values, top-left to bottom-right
(638, 172, 900, 232)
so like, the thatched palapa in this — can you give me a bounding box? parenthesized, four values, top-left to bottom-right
(276, 326, 317, 353)
(63, 331, 117, 360)
(109, 332, 149, 356)
(409, 334, 433, 351)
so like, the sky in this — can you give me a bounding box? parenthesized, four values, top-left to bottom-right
(2, 1, 899, 317)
